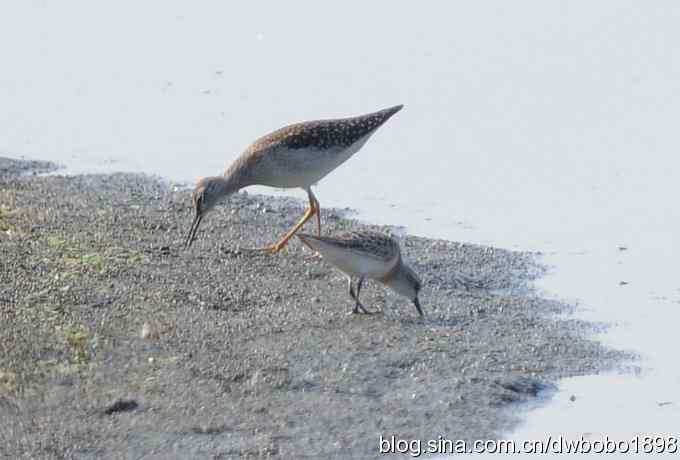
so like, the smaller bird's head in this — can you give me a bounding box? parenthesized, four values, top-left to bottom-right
(390, 264, 424, 317)
(184, 176, 228, 248)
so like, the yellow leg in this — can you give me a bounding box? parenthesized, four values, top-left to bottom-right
(311, 193, 321, 237)
(253, 207, 316, 253)
(303, 188, 321, 236)
(250, 188, 320, 254)
(305, 190, 323, 254)
(304, 188, 322, 247)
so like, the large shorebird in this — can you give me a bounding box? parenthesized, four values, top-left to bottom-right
(184, 105, 403, 252)
(297, 231, 423, 317)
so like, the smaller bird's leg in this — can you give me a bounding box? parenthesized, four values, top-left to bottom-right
(348, 277, 362, 314)
(355, 276, 368, 313)
(350, 276, 376, 314)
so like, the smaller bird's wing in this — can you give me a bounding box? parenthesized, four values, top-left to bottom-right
(299, 230, 402, 277)
(339, 231, 401, 262)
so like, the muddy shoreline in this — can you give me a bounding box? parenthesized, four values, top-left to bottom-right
(0, 157, 623, 459)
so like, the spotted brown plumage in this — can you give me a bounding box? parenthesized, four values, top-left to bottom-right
(246, 105, 403, 152)
(185, 104, 404, 253)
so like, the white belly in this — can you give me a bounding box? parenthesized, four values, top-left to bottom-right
(327, 252, 394, 280)
(256, 134, 372, 189)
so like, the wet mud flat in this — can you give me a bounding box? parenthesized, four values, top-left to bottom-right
(0, 157, 624, 459)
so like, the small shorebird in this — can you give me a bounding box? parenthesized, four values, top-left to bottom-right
(297, 231, 423, 317)
(185, 104, 403, 251)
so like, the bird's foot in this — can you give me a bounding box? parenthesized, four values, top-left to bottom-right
(352, 304, 380, 315)
(242, 243, 284, 254)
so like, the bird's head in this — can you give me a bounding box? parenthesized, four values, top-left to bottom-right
(389, 264, 424, 317)
(184, 176, 228, 248)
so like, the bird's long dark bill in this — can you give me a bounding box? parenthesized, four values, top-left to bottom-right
(184, 213, 203, 248)
(413, 297, 424, 317)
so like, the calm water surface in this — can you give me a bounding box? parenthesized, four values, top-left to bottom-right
(2, 0, 679, 444)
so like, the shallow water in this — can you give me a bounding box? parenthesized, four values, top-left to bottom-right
(2, 0, 679, 446)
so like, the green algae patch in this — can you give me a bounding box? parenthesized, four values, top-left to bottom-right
(61, 324, 92, 365)
(44, 234, 148, 275)
(0, 369, 18, 394)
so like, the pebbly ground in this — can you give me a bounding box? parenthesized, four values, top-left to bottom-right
(0, 157, 625, 459)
